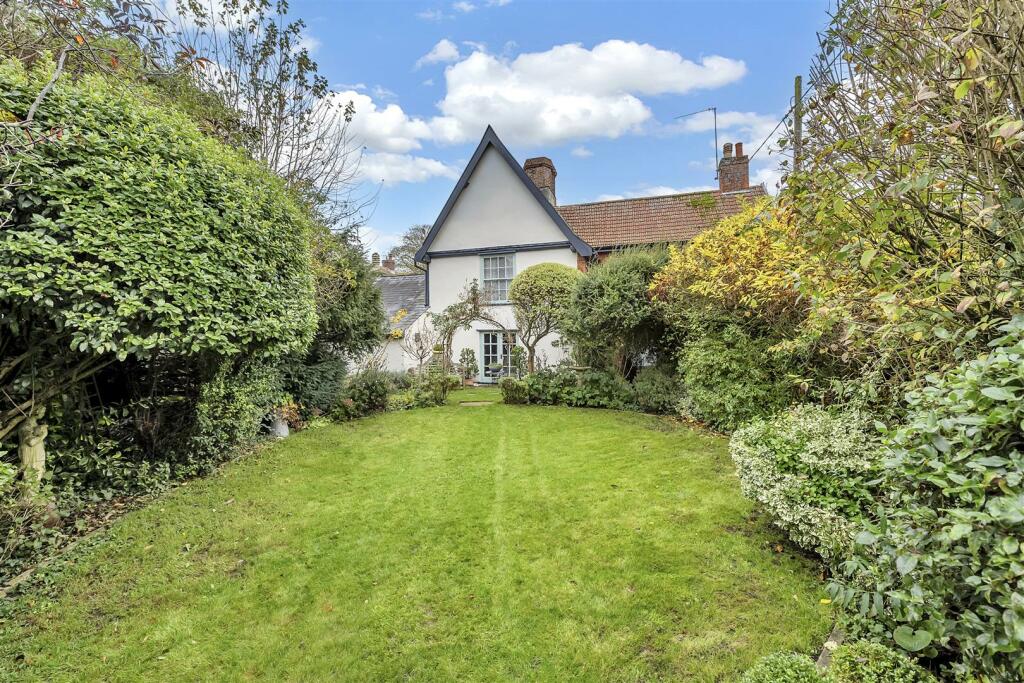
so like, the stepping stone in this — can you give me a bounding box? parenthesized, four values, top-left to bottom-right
(459, 401, 494, 406)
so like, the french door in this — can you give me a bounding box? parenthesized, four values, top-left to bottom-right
(480, 331, 517, 382)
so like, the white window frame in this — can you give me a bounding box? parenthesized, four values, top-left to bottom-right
(479, 330, 518, 382)
(480, 253, 515, 304)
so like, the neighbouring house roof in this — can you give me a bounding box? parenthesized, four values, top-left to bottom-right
(374, 274, 427, 333)
(555, 186, 768, 250)
(415, 126, 593, 263)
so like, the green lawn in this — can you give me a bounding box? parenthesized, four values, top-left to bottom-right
(1, 391, 830, 681)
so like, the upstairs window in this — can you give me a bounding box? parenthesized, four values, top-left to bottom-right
(481, 254, 514, 303)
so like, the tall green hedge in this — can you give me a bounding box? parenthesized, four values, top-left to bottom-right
(831, 316, 1024, 680)
(0, 57, 316, 362)
(0, 57, 322, 578)
(0, 57, 316, 448)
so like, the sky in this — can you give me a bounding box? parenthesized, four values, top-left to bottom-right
(288, 0, 832, 256)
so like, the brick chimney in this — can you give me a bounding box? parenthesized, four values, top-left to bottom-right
(524, 157, 556, 205)
(382, 257, 396, 272)
(718, 141, 749, 193)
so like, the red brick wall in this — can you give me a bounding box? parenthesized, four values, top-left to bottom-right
(718, 156, 749, 193)
(524, 157, 557, 204)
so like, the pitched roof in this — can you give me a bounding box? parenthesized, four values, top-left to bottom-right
(556, 186, 767, 249)
(415, 126, 592, 262)
(374, 274, 427, 332)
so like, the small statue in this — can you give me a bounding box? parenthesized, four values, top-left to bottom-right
(18, 406, 48, 495)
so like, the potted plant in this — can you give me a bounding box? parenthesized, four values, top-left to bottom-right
(458, 348, 479, 386)
(270, 399, 303, 438)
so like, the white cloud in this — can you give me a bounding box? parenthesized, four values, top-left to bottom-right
(594, 184, 714, 202)
(344, 40, 748, 153)
(372, 85, 397, 100)
(752, 165, 783, 195)
(416, 39, 462, 69)
(462, 40, 487, 52)
(570, 146, 593, 158)
(488, 0, 512, 5)
(417, 8, 444, 21)
(422, 78, 435, 86)
(336, 90, 434, 153)
(297, 32, 321, 54)
(359, 152, 459, 186)
(675, 110, 780, 153)
(430, 40, 746, 146)
(336, 39, 748, 186)
(453, 1, 476, 12)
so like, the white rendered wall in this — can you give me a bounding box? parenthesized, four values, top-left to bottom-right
(427, 247, 579, 381)
(429, 146, 568, 252)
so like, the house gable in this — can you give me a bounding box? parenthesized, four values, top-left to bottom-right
(415, 127, 592, 262)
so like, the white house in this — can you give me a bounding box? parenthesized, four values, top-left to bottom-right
(373, 126, 765, 382)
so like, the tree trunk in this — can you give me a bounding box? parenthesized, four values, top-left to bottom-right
(526, 345, 536, 374)
(18, 407, 48, 497)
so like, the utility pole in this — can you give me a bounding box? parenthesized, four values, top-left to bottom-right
(793, 75, 803, 174)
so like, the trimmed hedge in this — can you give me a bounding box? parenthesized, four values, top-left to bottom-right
(499, 377, 528, 404)
(740, 653, 821, 683)
(730, 404, 880, 562)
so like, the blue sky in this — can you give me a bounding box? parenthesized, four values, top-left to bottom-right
(290, 0, 830, 256)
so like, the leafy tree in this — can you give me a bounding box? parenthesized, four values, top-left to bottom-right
(650, 200, 812, 339)
(648, 201, 845, 405)
(430, 281, 506, 373)
(1, 0, 171, 128)
(0, 59, 316, 484)
(785, 0, 1024, 406)
(281, 228, 383, 413)
(387, 224, 430, 273)
(508, 263, 580, 372)
(308, 229, 383, 357)
(401, 322, 440, 372)
(563, 249, 668, 376)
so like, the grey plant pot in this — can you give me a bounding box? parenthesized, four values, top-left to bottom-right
(270, 414, 290, 439)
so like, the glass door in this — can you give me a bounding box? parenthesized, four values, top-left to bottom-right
(481, 331, 517, 382)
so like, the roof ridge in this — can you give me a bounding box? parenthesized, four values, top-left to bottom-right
(559, 188, 725, 210)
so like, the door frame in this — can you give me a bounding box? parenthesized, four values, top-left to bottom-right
(478, 329, 517, 383)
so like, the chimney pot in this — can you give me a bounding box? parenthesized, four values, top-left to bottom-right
(722, 142, 733, 158)
(371, 252, 381, 267)
(524, 156, 557, 205)
(734, 142, 744, 157)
